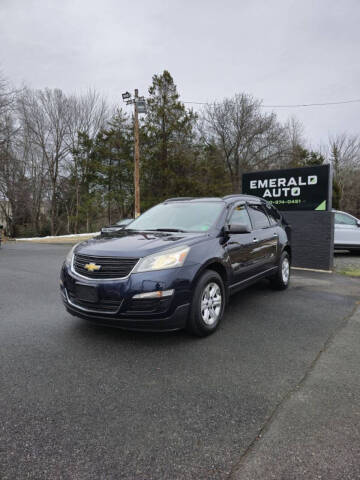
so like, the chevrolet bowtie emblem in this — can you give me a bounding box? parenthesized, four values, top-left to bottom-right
(84, 262, 101, 272)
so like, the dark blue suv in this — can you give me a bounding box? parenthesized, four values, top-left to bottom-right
(60, 195, 291, 336)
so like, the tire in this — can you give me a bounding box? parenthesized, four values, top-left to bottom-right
(186, 270, 226, 337)
(269, 251, 290, 290)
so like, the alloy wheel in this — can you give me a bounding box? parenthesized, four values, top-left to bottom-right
(200, 282, 222, 326)
(282, 257, 290, 284)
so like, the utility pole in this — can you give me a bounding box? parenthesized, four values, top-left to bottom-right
(133, 89, 140, 218)
(122, 90, 147, 218)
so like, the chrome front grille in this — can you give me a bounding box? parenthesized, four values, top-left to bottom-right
(73, 253, 138, 279)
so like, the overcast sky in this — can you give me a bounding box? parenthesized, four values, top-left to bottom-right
(1, 0, 359, 147)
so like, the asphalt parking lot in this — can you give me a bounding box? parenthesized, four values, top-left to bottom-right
(1, 243, 359, 479)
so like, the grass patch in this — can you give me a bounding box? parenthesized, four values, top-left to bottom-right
(338, 269, 360, 277)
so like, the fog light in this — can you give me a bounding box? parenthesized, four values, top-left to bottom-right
(133, 289, 174, 299)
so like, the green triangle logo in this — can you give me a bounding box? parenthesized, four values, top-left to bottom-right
(315, 200, 326, 211)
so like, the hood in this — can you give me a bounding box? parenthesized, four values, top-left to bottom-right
(76, 230, 209, 258)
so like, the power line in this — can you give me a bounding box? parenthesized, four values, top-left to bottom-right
(264, 99, 360, 108)
(183, 98, 360, 108)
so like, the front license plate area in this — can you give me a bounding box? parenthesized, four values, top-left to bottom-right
(75, 284, 98, 303)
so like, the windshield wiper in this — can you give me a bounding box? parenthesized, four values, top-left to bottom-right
(151, 228, 187, 233)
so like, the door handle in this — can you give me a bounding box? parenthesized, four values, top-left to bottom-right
(253, 237, 258, 242)
(273, 233, 278, 237)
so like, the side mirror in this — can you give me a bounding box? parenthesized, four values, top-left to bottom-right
(357, 220, 360, 227)
(225, 223, 251, 234)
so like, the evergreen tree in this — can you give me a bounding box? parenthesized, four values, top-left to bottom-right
(141, 70, 198, 208)
(70, 132, 99, 233)
(69, 109, 133, 230)
(94, 109, 134, 223)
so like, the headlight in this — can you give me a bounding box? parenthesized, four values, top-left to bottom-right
(133, 245, 190, 273)
(64, 243, 80, 266)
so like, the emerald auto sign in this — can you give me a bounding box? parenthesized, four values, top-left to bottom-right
(242, 165, 331, 211)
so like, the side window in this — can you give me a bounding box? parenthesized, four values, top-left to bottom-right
(229, 204, 252, 230)
(335, 213, 357, 226)
(248, 204, 270, 229)
(263, 203, 281, 226)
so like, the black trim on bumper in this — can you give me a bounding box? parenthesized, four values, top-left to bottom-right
(63, 299, 190, 332)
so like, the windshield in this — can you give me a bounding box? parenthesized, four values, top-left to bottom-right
(127, 202, 224, 233)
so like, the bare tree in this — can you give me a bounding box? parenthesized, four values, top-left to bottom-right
(0, 73, 17, 132)
(201, 94, 288, 191)
(66, 89, 108, 148)
(64, 90, 108, 233)
(17, 133, 47, 233)
(329, 133, 360, 180)
(329, 133, 360, 214)
(17, 88, 72, 235)
(280, 116, 308, 167)
(0, 72, 23, 236)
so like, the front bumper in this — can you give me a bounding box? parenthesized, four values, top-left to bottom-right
(63, 298, 189, 331)
(60, 262, 197, 331)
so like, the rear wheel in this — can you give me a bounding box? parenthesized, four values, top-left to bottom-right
(269, 251, 290, 290)
(186, 270, 225, 337)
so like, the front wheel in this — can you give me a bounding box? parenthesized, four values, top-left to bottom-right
(186, 270, 225, 337)
(269, 251, 290, 290)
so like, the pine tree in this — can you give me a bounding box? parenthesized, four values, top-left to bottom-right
(141, 70, 198, 208)
(94, 109, 134, 223)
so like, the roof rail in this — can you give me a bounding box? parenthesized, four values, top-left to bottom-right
(222, 194, 243, 200)
(222, 194, 261, 200)
(164, 197, 195, 202)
